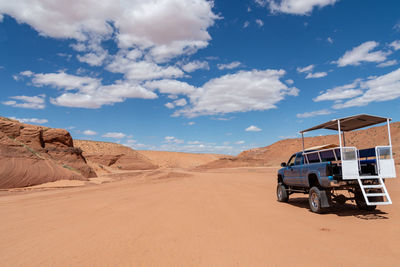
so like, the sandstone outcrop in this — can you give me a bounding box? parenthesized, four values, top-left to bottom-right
(0, 117, 96, 188)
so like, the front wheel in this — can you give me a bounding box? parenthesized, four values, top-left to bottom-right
(277, 183, 288, 202)
(309, 187, 325, 213)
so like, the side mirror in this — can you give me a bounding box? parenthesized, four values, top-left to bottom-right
(281, 162, 287, 167)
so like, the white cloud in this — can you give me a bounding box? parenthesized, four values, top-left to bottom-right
(235, 140, 245, 144)
(297, 64, 327, 79)
(217, 61, 241, 70)
(377, 60, 398, 68)
(174, 69, 298, 117)
(106, 57, 184, 80)
(188, 121, 196, 125)
(335, 41, 389, 67)
(332, 68, 400, 109)
(144, 79, 196, 96)
(285, 79, 294, 85)
(243, 21, 250, 28)
(314, 79, 363, 102)
(9, 117, 48, 124)
(102, 132, 126, 139)
(174, 98, 187, 107)
(24, 71, 157, 108)
(297, 64, 314, 73)
(165, 102, 175, 109)
(246, 125, 262, 132)
(181, 60, 209, 72)
(389, 40, 400, 51)
(0, 0, 218, 62)
(296, 109, 332, 118)
(327, 37, 333, 44)
(165, 136, 184, 144)
(255, 19, 264, 27)
(257, 0, 338, 15)
(83, 130, 97, 136)
(2, 95, 45, 109)
(305, 72, 327, 79)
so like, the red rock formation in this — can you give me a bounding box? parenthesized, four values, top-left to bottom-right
(0, 117, 96, 188)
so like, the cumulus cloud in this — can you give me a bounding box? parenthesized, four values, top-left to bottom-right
(390, 40, 400, 51)
(296, 109, 332, 118)
(297, 64, 327, 79)
(2, 94, 45, 109)
(83, 130, 97, 136)
(377, 60, 398, 68)
(23, 71, 157, 108)
(314, 79, 363, 102)
(217, 61, 242, 70)
(102, 132, 126, 138)
(332, 68, 400, 109)
(10, 117, 48, 124)
(255, 19, 264, 27)
(246, 125, 262, 132)
(174, 69, 298, 117)
(335, 41, 389, 67)
(144, 79, 196, 96)
(0, 0, 218, 63)
(297, 65, 314, 73)
(165, 136, 184, 144)
(174, 98, 187, 107)
(256, 0, 338, 15)
(235, 140, 245, 144)
(305, 72, 327, 79)
(165, 102, 175, 109)
(181, 60, 209, 72)
(314, 68, 400, 109)
(243, 21, 250, 28)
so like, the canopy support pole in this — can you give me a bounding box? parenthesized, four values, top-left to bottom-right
(301, 133, 305, 153)
(342, 131, 346, 147)
(387, 118, 392, 147)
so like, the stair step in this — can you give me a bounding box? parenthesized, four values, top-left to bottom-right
(362, 184, 383, 189)
(367, 201, 391, 205)
(366, 193, 386, 197)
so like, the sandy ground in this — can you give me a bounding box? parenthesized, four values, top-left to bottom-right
(1, 167, 400, 266)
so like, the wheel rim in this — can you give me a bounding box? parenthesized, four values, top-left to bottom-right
(278, 187, 283, 199)
(311, 192, 319, 209)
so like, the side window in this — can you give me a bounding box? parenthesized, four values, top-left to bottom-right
(287, 155, 296, 166)
(295, 154, 303, 165)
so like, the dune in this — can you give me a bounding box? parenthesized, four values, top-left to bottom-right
(75, 140, 158, 171)
(137, 150, 230, 169)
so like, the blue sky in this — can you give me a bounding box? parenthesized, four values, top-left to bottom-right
(1, 0, 400, 155)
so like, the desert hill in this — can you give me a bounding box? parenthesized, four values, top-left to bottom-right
(74, 140, 158, 172)
(137, 150, 230, 169)
(0, 117, 96, 189)
(199, 121, 400, 169)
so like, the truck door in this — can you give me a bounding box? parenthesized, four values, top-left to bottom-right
(291, 154, 304, 186)
(283, 154, 296, 185)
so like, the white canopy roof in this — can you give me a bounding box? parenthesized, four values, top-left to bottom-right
(300, 114, 390, 133)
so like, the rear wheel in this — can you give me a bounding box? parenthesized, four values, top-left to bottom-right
(355, 191, 377, 211)
(277, 183, 288, 202)
(309, 187, 325, 213)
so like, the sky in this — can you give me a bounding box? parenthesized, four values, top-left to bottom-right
(0, 0, 400, 155)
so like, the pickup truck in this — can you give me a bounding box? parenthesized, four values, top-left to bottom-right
(275, 114, 396, 214)
(276, 148, 384, 213)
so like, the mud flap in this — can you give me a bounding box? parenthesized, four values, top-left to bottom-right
(320, 190, 331, 208)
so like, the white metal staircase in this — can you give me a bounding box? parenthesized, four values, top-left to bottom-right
(357, 177, 392, 205)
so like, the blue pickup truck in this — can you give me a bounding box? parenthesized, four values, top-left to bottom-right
(276, 114, 396, 213)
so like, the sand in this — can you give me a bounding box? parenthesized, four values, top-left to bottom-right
(1, 167, 399, 266)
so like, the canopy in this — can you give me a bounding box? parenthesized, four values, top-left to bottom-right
(300, 114, 390, 133)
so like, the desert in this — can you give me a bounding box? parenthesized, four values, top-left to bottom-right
(1, 117, 400, 266)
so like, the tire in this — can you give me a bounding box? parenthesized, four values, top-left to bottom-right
(277, 183, 288, 202)
(308, 187, 325, 213)
(355, 191, 377, 211)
